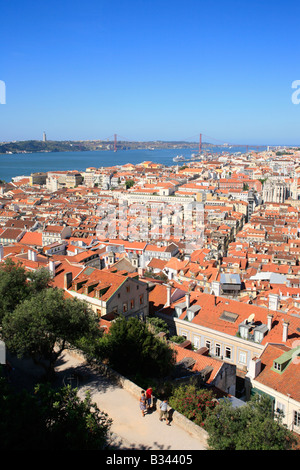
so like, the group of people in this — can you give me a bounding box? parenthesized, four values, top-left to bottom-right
(139, 388, 170, 425)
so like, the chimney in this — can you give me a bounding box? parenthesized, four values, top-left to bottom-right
(185, 292, 190, 309)
(64, 271, 73, 289)
(211, 280, 221, 296)
(49, 260, 56, 277)
(267, 313, 273, 331)
(166, 284, 171, 307)
(247, 356, 262, 379)
(282, 320, 289, 342)
(31, 251, 37, 262)
(28, 249, 32, 260)
(268, 293, 279, 311)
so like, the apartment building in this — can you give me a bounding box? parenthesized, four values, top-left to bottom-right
(63, 266, 149, 320)
(42, 224, 72, 246)
(245, 343, 300, 434)
(155, 289, 300, 397)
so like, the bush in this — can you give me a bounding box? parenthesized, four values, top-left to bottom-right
(169, 384, 217, 427)
(169, 335, 186, 344)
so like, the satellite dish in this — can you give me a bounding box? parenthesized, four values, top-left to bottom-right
(247, 313, 255, 323)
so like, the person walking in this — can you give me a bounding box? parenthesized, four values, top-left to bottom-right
(146, 387, 153, 410)
(139, 390, 147, 417)
(159, 399, 170, 425)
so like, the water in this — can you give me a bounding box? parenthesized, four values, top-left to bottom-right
(0, 146, 264, 182)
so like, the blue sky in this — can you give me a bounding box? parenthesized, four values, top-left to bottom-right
(1, 0, 300, 145)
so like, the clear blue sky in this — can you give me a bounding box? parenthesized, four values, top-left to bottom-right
(1, 0, 300, 145)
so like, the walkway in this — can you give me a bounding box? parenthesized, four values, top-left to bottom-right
(54, 350, 208, 451)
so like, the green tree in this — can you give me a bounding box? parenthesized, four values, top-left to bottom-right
(1, 288, 102, 376)
(0, 259, 29, 322)
(169, 335, 186, 344)
(0, 260, 52, 323)
(27, 266, 52, 294)
(0, 377, 112, 450)
(146, 316, 169, 335)
(125, 179, 135, 189)
(205, 395, 297, 450)
(97, 316, 176, 379)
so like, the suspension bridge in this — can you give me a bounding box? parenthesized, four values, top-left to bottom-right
(102, 133, 285, 153)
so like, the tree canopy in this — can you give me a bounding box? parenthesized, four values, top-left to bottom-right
(0, 259, 51, 323)
(204, 394, 297, 450)
(146, 316, 169, 335)
(0, 377, 112, 450)
(1, 287, 102, 375)
(97, 315, 176, 379)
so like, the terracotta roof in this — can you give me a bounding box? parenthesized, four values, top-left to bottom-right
(170, 292, 300, 348)
(51, 260, 85, 290)
(254, 343, 300, 402)
(147, 258, 168, 270)
(164, 257, 189, 271)
(67, 266, 132, 302)
(19, 231, 43, 246)
(0, 228, 24, 240)
(171, 343, 223, 384)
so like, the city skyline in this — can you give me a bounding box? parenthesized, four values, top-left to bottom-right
(0, 0, 300, 145)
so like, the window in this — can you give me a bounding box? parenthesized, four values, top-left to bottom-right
(123, 302, 128, 313)
(276, 402, 285, 417)
(225, 346, 232, 360)
(126, 286, 130, 293)
(274, 361, 281, 371)
(215, 343, 221, 357)
(193, 336, 200, 350)
(139, 294, 144, 305)
(205, 340, 211, 352)
(294, 411, 300, 428)
(130, 299, 135, 309)
(239, 350, 247, 364)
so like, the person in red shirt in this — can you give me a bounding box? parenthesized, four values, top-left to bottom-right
(146, 387, 153, 409)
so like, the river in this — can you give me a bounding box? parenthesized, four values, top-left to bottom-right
(0, 146, 263, 182)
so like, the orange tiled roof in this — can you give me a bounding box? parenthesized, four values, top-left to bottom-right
(254, 343, 300, 402)
(19, 231, 43, 246)
(171, 292, 300, 348)
(171, 343, 223, 384)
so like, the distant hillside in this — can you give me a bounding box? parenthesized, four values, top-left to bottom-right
(0, 139, 207, 155)
(0, 140, 91, 154)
